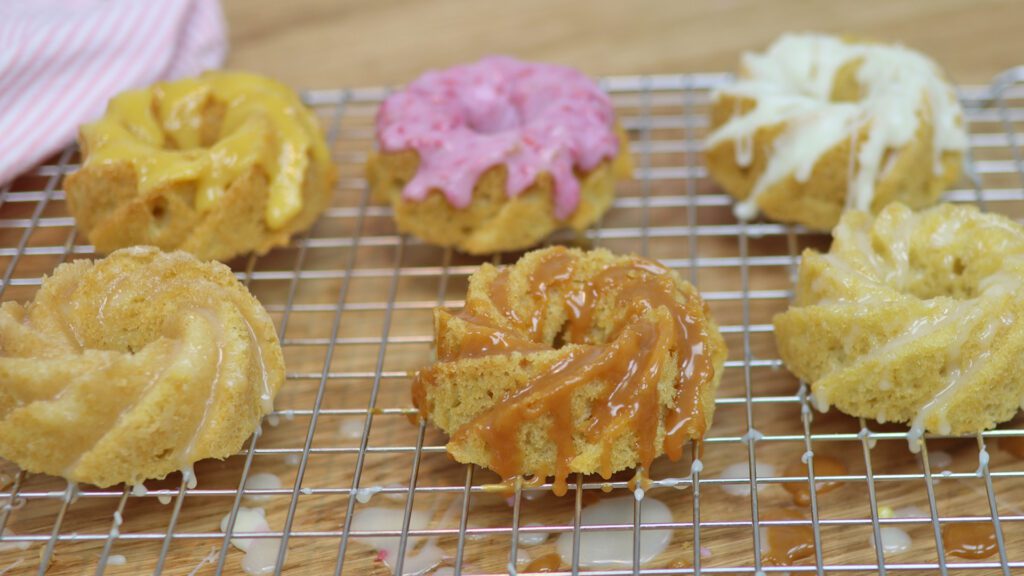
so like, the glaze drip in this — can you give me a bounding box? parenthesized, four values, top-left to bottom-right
(782, 454, 848, 506)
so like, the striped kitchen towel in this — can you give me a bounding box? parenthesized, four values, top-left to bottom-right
(0, 0, 227, 186)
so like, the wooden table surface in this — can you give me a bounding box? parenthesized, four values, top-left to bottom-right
(223, 0, 1024, 89)
(5, 3, 1024, 575)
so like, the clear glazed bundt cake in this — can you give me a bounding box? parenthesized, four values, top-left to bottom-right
(705, 33, 966, 231)
(413, 247, 727, 494)
(0, 247, 285, 486)
(65, 71, 337, 262)
(369, 56, 632, 255)
(774, 203, 1024, 449)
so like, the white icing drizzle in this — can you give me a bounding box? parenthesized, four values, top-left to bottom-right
(239, 312, 275, 414)
(182, 465, 198, 490)
(354, 485, 383, 504)
(339, 418, 366, 440)
(349, 507, 445, 575)
(218, 507, 283, 576)
(180, 309, 227, 469)
(741, 428, 764, 444)
(111, 511, 123, 538)
(130, 484, 147, 497)
(58, 341, 183, 479)
(976, 445, 990, 477)
(653, 476, 690, 490)
(555, 496, 672, 568)
(241, 538, 282, 575)
(518, 522, 549, 547)
(690, 458, 704, 475)
(107, 554, 127, 565)
(220, 507, 271, 552)
(718, 461, 777, 497)
(707, 33, 966, 221)
(875, 527, 911, 554)
(928, 450, 953, 470)
(907, 302, 1002, 451)
(243, 473, 282, 502)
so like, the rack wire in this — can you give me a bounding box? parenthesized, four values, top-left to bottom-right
(1, 68, 1024, 575)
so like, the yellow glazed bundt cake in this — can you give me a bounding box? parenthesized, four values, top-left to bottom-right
(65, 71, 337, 262)
(705, 33, 966, 231)
(369, 56, 632, 255)
(774, 203, 1024, 449)
(0, 247, 285, 486)
(413, 247, 727, 494)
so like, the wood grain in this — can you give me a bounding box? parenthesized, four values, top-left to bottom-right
(223, 0, 1024, 88)
(2, 2, 1024, 575)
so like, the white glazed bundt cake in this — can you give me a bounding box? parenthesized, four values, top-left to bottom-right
(413, 247, 727, 495)
(774, 203, 1024, 449)
(0, 247, 285, 486)
(705, 33, 967, 231)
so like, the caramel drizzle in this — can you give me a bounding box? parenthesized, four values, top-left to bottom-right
(782, 455, 848, 506)
(941, 522, 998, 559)
(762, 509, 816, 566)
(441, 313, 548, 361)
(418, 247, 717, 496)
(523, 553, 563, 573)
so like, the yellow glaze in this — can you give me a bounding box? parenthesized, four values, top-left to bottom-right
(79, 71, 330, 230)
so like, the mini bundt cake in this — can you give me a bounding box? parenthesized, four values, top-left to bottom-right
(705, 33, 966, 231)
(368, 56, 632, 255)
(413, 246, 727, 494)
(774, 203, 1024, 449)
(65, 71, 337, 262)
(0, 247, 285, 486)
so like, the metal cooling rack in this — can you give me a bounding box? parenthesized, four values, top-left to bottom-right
(2, 68, 1024, 576)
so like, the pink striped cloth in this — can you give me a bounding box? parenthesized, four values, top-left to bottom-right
(0, 0, 227, 186)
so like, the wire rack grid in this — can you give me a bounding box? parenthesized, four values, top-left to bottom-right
(1, 67, 1024, 576)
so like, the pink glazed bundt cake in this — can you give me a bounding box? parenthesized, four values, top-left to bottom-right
(368, 56, 632, 254)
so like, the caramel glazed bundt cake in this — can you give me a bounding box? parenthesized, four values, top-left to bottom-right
(368, 56, 632, 255)
(0, 247, 285, 487)
(65, 71, 337, 262)
(705, 33, 967, 231)
(413, 247, 727, 494)
(774, 203, 1024, 450)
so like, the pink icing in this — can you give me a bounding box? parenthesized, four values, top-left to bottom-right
(376, 56, 620, 220)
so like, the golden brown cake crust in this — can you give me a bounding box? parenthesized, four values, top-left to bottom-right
(413, 247, 727, 494)
(64, 72, 337, 262)
(368, 130, 632, 255)
(0, 247, 285, 486)
(774, 203, 1024, 442)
